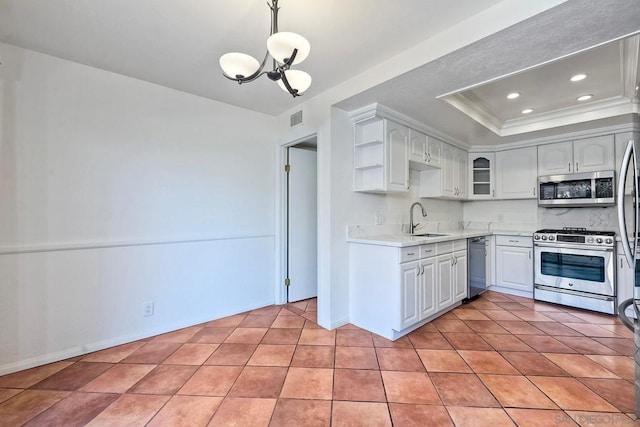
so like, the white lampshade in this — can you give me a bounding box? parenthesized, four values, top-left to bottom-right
(219, 52, 260, 79)
(267, 32, 310, 65)
(278, 70, 312, 95)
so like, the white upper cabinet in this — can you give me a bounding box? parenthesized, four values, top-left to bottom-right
(420, 142, 467, 199)
(537, 141, 573, 175)
(387, 121, 410, 191)
(427, 137, 442, 168)
(538, 135, 614, 176)
(468, 153, 495, 200)
(408, 129, 428, 166)
(495, 147, 538, 199)
(408, 129, 442, 170)
(441, 144, 456, 197)
(573, 135, 615, 173)
(353, 118, 409, 193)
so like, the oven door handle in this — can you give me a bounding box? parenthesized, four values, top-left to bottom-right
(533, 243, 613, 253)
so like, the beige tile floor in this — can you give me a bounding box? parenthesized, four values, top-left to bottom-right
(0, 291, 636, 426)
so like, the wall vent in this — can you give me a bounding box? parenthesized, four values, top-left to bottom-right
(290, 110, 303, 127)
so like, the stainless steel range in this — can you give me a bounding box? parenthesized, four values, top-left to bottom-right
(533, 227, 616, 315)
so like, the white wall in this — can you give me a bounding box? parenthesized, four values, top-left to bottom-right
(326, 108, 463, 328)
(0, 43, 277, 374)
(276, 1, 566, 329)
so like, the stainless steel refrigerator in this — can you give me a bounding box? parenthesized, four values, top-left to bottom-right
(616, 139, 640, 417)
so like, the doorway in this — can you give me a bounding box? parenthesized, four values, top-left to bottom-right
(284, 139, 317, 303)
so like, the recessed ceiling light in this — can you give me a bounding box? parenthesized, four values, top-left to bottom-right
(570, 73, 587, 82)
(577, 94, 593, 102)
(521, 108, 534, 114)
(507, 92, 520, 100)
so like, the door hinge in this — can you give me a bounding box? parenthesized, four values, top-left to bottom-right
(284, 277, 291, 287)
(284, 164, 291, 173)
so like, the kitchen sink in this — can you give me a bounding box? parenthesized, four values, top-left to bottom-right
(411, 233, 449, 238)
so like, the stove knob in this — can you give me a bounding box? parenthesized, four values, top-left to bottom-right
(596, 238, 603, 244)
(605, 238, 613, 244)
(534, 235, 540, 240)
(587, 237, 594, 243)
(541, 235, 547, 240)
(548, 236, 555, 241)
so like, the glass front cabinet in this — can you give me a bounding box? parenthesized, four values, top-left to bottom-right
(469, 152, 495, 199)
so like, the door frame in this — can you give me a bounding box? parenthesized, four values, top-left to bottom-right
(275, 132, 318, 305)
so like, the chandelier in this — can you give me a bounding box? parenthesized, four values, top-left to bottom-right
(219, 0, 311, 97)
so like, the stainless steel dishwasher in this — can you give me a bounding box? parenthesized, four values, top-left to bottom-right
(467, 236, 487, 301)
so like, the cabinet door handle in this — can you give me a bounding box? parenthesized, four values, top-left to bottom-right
(576, 162, 579, 172)
(568, 162, 571, 172)
(492, 189, 495, 198)
(407, 252, 415, 256)
(424, 152, 428, 162)
(529, 250, 532, 259)
(428, 153, 432, 162)
(533, 186, 536, 196)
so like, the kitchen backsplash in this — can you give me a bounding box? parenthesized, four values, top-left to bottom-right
(351, 169, 622, 236)
(463, 199, 619, 232)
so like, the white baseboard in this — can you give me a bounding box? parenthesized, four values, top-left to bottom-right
(489, 285, 533, 299)
(0, 299, 274, 376)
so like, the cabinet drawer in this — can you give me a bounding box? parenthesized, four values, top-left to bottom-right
(400, 246, 420, 263)
(496, 235, 532, 248)
(453, 239, 467, 252)
(436, 241, 453, 255)
(420, 244, 436, 258)
(436, 239, 467, 255)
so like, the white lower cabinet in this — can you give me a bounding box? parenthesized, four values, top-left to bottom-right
(453, 250, 468, 301)
(399, 261, 421, 329)
(436, 255, 453, 309)
(420, 257, 437, 319)
(350, 239, 469, 340)
(495, 235, 533, 295)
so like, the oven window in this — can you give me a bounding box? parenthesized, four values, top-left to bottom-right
(540, 252, 605, 282)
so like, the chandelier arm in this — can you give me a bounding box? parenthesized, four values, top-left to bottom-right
(282, 49, 298, 69)
(280, 71, 301, 98)
(222, 69, 270, 84)
(222, 48, 272, 83)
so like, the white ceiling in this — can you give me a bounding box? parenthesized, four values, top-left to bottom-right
(335, 0, 640, 146)
(0, 0, 504, 116)
(1, 0, 639, 145)
(440, 36, 640, 137)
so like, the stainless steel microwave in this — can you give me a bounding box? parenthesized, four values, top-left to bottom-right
(538, 170, 615, 207)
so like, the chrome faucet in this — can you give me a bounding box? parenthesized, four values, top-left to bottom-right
(409, 202, 428, 234)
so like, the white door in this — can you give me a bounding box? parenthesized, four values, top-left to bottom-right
(287, 146, 317, 302)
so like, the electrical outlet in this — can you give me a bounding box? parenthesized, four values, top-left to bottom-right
(375, 213, 385, 225)
(143, 301, 154, 317)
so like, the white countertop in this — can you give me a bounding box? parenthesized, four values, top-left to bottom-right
(346, 230, 523, 248)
